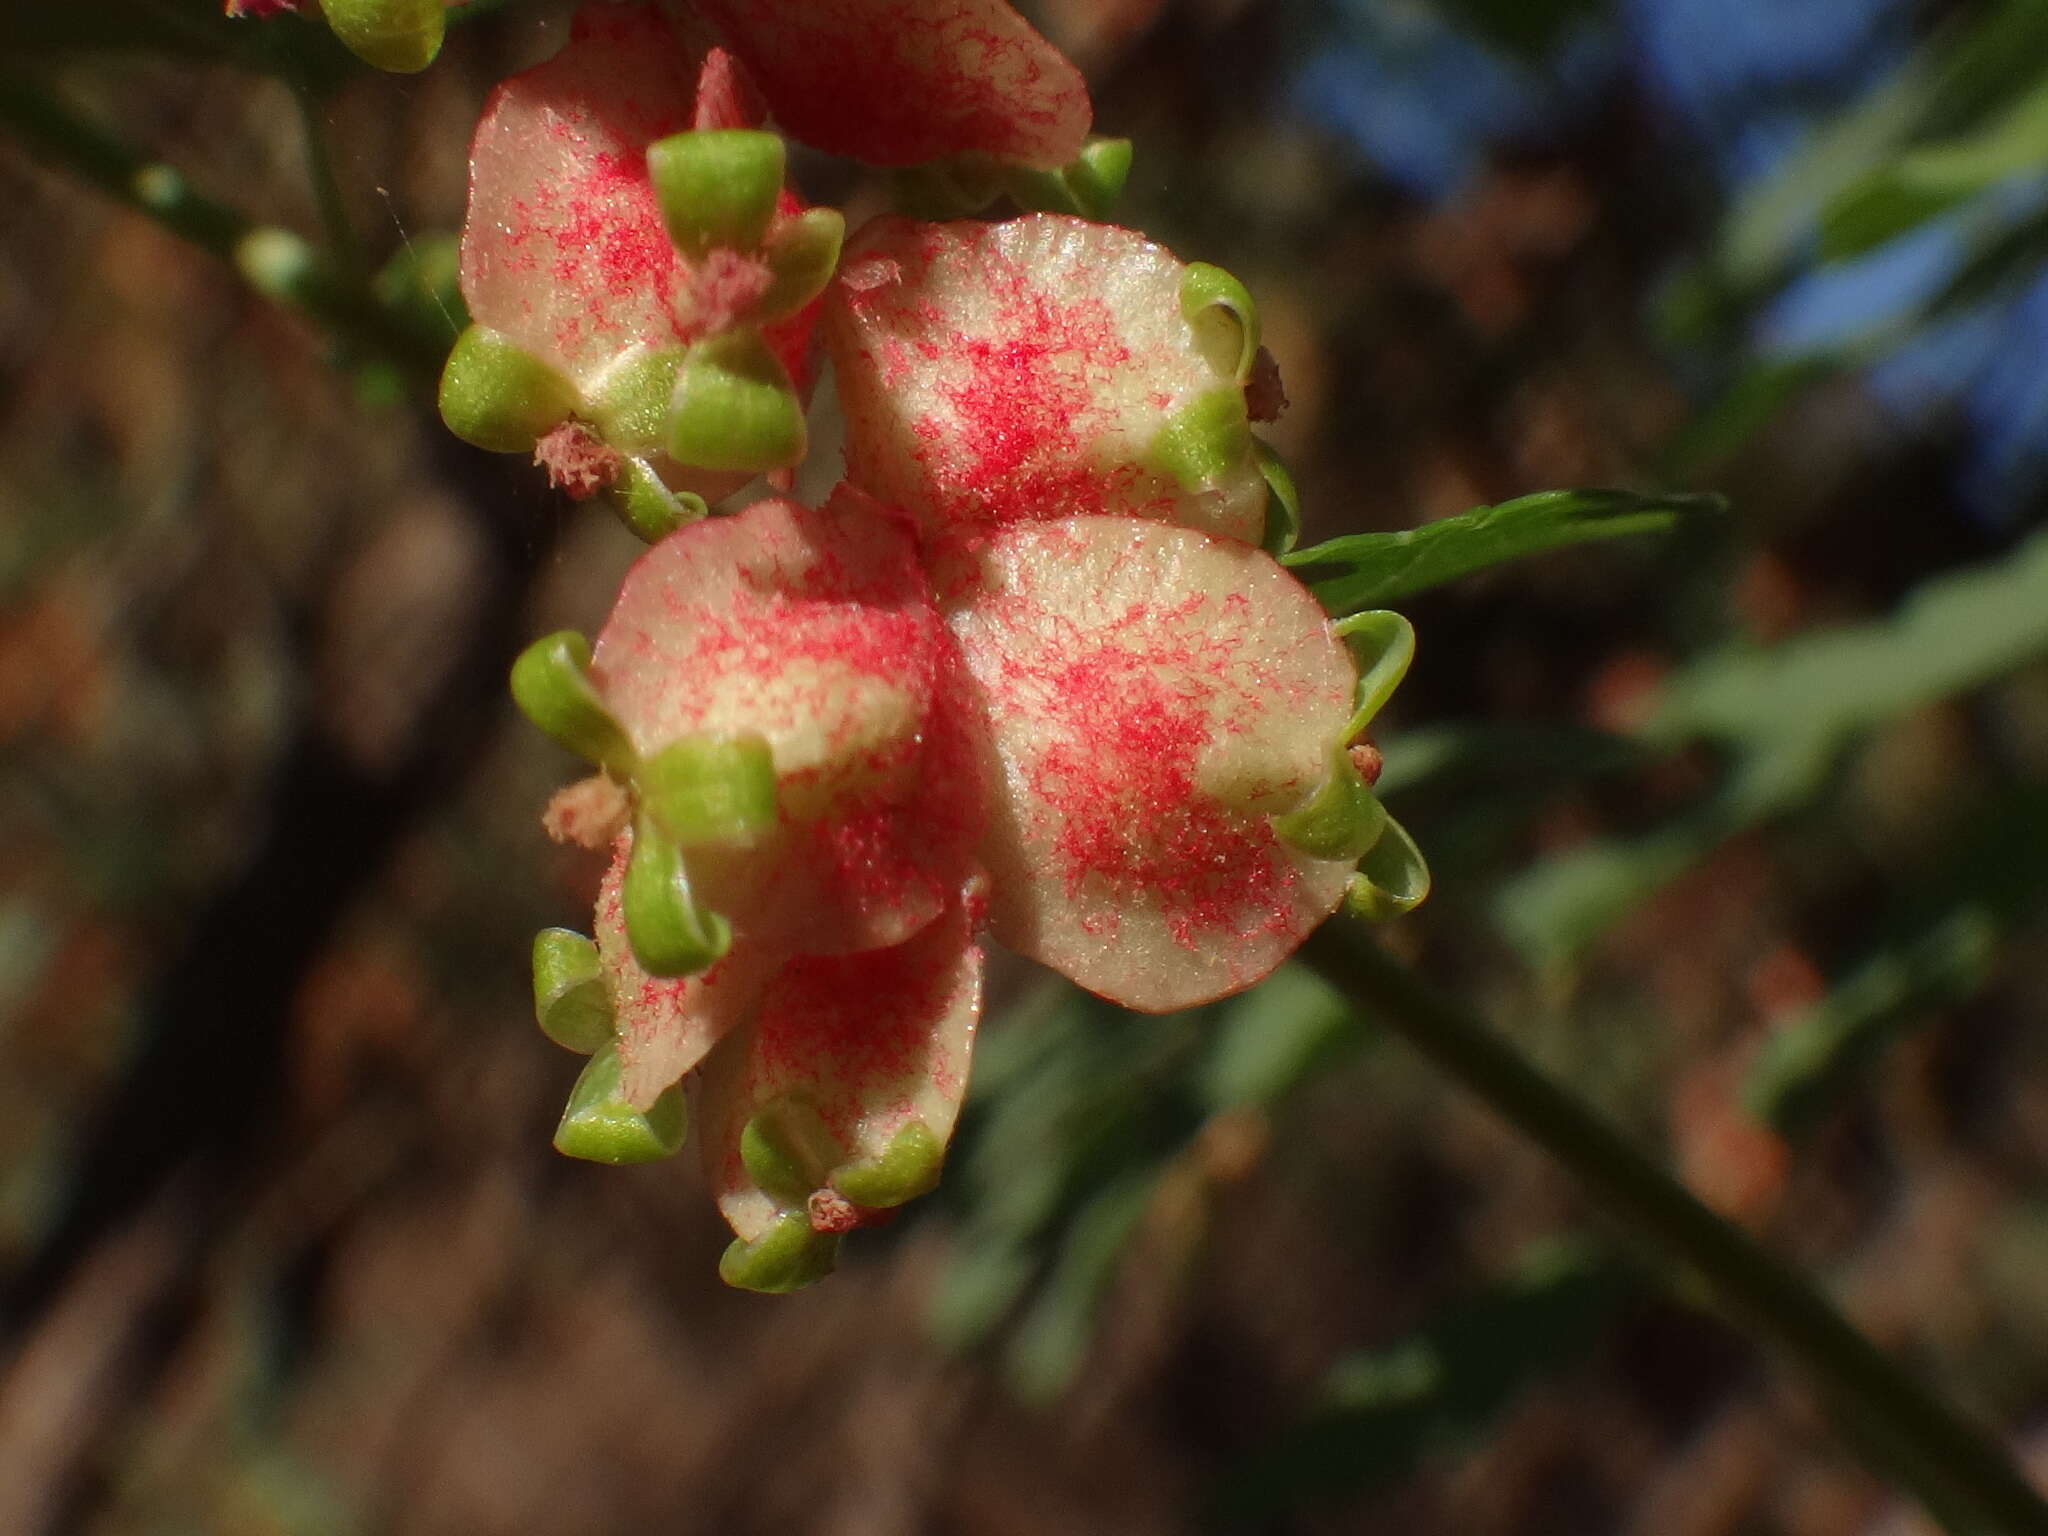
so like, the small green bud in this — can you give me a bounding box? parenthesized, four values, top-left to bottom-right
(754, 208, 846, 324)
(531, 928, 616, 1054)
(718, 1212, 839, 1294)
(830, 1120, 943, 1208)
(1181, 262, 1262, 383)
(602, 457, 707, 544)
(440, 326, 580, 453)
(666, 329, 806, 473)
(322, 0, 446, 73)
(1344, 813, 1431, 920)
(621, 814, 732, 977)
(553, 1042, 688, 1164)
(647, 129, 785, 259)
(234, 228, 318, 305)
(587, 348, 684, 454)
(1256, 439, 1301, 557)
(508, 631, 638, 778)
(636, 734, 778, 848)
(1149, 388, 1253, 492)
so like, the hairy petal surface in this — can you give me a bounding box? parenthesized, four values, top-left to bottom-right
(826, 215, 1266, 544)
(459, 5, 811, 396)
(703, 888, 984, 1244)
(940, 518, 1358, 1012)
(690, 0, 1089, 168)
(591, 491, 981, 952)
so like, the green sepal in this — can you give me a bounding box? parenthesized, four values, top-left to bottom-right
(1149, 388, 1253, 493)
(438, 326, 579, 453)
(1067, 137, 1134, 220)
(1334, 610, 1416, 737)
(637, 734, 778, 848)
(322, 0, 446, 73)
(1273, 611, 1417, 863)
(646, 129, 786, 259)
(588, 348, 684, 454)
(509, 631, 638, 778)
(1343, 813, 1431, 920)
(552, 1042, 687, 1164)
(666, 329, 806, 473)
(1181, 262, 1261, 383)
(830, 1120, 943, 1209)
(740, 1097, 839, 1207)
(753, 207, 845, 324)
(1273, 757, 1391, 862)
(1002, 135, 1135, 220)
(1257, 438, 1301, 557)
(718, 1212, 839, 1294)
(601, 457, 707, 544)
(621, 813, 732, 978)
(531, 928, 615, 1054)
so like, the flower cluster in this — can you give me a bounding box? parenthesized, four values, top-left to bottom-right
(410, 0, 1425, 1290)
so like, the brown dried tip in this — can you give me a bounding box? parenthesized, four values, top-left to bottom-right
(806, 1189, 895, 1234)
(1348, 742, 1384, 787)
(1245, 346, 1289, 423)
(543, 775, 631, 849)
(534, 421, 625, 501)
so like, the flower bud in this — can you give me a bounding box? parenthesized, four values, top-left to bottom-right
(666, 328, 806, 473)
(509, 631, 638, 779)
(553, 1041, 688, 1163)
(321, 0, 446, 74)
(647, 129, 786, 259)
(1181, 262, 1261, 384)
(531, 928, 615, 1054)
(439, 326, 579, 453)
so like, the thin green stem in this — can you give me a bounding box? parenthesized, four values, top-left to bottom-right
(287, 72, 364, 283)
(0, 74, 444, 382)
(1301, 923, 2048, 1536)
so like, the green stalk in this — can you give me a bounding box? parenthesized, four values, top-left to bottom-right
(0, 74, 444, 381)
(1301, 923, 2048, 1536)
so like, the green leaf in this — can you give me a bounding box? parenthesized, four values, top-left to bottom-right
(1820, 77, 2048, 262)
(1285, 490, 1722, 616)
(1499, 527, 2048, 967)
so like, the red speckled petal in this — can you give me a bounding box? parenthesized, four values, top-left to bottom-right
(592, 491, 982, 953)
(939, 518, 1358, 1013)
(593, 838, 769, 1107)
(691, 0, 1089, 168)
(459, 5, 813, 395)
(702, 887, 983, 1243)
(825, 215, 1267, 544)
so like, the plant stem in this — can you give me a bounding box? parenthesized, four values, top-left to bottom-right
(0, 74, 443, 381)
(287, 70, 364, 284)
(1301, 923, 2048, 1536)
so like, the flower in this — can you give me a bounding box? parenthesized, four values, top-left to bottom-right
(529, 484, 1377, 1289)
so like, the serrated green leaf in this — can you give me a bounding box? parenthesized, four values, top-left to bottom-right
(1285, 490, 1722, 616)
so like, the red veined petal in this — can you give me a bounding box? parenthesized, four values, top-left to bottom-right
(825, 215, 1267, 544)
(939, 517, 1357, 1012)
